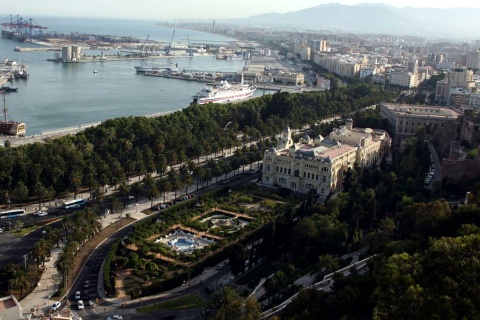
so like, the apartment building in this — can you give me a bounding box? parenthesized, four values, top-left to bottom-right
(387, 70, 418, 88)
(466, 50, 480, 69)
(262, 120, 391, 198)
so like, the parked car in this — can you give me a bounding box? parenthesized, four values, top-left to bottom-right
(50, 301, 61, 312)
(107, 315, 123, 320)
(0, 228, 3, 234)
(77, 300, 84, 310)
(127, 195, 135, 200)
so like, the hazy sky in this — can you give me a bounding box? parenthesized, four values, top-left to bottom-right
(1, 0, 480, 20)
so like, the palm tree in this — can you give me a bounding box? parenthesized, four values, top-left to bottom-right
(118, 182, 130, 208)
(157, 179, 172, 203)
(130, 182, 143, 202)
(13, 181, 29, 208)
(34, 182, 48, 212)
(319, 254, 340, 274)
(147, 184, 160, 208)
(168, 170, 182, 198)
(182, 174, 193, 195)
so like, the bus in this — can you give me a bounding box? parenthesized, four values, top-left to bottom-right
(0, 209, 26, 219)
(63, 198, 86, 209)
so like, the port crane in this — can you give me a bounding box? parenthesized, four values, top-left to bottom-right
(165, 30, 175, 56)
(1, 15, 47, 39)
(186, 35, 194, 56)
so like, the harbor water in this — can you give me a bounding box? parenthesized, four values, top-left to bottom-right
(0, 17, 266, 135)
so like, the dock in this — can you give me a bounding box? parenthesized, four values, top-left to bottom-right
(144, 70, 237, 83)
(47, 54, 215, 63)
(14, 47, 61, 52)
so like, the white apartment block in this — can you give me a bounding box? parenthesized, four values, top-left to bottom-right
(380, 103, 462, 137)
(262, 120, 391, 198)
(300, 47, 311, 61)
(387, 70, 418, 88)
(448, 68, 474, 88)
(466, 50, 480, 69)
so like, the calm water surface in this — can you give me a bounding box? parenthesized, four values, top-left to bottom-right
(0, 18, 263, 135)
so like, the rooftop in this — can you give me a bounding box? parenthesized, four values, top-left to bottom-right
(0, 295, 19, 310)
(382, 103, 462, 118)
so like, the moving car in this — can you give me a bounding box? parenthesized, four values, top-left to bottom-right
(50, 301, 61, 312)
(77, 300, 84, 310)
(83, 280, 90, 288)
(107, 315, 123, 320)
(74, 291, 81, 300)
(33, 211, 48, 217)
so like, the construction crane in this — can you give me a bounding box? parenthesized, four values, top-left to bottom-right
(165, 30, 175, 56)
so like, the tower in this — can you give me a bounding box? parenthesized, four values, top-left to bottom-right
(277, 125, 293, 150)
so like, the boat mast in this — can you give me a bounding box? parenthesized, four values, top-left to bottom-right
(3, 94, 8, 123)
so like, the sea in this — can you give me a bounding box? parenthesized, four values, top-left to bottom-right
(0, 17, 267, 135)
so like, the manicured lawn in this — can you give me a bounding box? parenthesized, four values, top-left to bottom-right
(137, 293, 207, 313)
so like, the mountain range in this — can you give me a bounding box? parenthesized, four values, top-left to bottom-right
(234, 3, 480, 40)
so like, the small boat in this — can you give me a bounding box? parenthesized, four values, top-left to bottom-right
(93, 70, 98, 74)
(1, 86, 18, 93)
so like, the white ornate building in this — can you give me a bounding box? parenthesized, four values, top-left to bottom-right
(262, 120, 391, 198)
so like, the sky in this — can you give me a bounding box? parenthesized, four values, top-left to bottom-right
(1, 0, 480, 20)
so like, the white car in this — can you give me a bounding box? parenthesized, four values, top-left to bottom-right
(0, 228, 3, 234)
(107, 315, 123, 320)
(33, 211, 48, 217)
(50, 301, 61, 312)
(77, 300, 84, 310)
(74, 291, 81, 300)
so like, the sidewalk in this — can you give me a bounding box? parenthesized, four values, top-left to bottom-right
(19, 246, 64, 315)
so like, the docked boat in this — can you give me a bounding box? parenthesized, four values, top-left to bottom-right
(1, 86, 18, 93)
(14, 65, 29, 79)
(192, 75, 256, 105)
(0, 95, 26, 136)
(135, 62, 178, 73)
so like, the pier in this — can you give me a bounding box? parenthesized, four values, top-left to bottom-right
(144, 70, 237, 83)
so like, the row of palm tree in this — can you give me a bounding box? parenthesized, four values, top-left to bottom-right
(53, 209, 102, 293)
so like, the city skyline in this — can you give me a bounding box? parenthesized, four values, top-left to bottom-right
(1, 0, 480, 20)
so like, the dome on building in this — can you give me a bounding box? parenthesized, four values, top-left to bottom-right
(314, 135, 324, 146)
(364, 128, 373, 134)
(301, 134, 311, 144)
(268, 146, 277, 153)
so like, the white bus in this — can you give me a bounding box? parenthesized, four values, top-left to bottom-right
(63, 198, 86, 209)
(0, 209, 26, 219)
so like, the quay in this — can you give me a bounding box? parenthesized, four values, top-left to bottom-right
(144, 69, 237, 83)
(46, 54, 214, 63)
(14, 47, 61, 52)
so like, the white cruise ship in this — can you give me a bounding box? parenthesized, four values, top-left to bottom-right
(192, 76, 256, 105)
